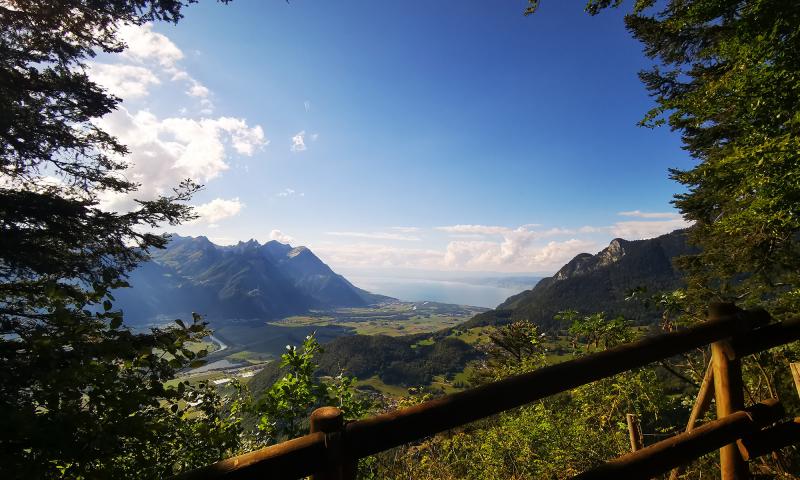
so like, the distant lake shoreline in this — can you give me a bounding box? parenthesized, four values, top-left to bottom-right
(349, 275, 539, 309)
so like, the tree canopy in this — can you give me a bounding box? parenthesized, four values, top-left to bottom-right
(528, 0, 800, 316)
(0, 1, 238, 478)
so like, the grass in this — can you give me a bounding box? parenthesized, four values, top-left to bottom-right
(226, 350, 274, 363)
(356, 376, 410, 397)
(269, 302, 484, 338)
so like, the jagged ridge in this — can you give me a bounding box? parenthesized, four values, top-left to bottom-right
(461, 230, 695, 331)
(114, 235, 392, 325)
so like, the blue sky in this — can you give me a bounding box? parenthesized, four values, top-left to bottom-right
(91, 0, 691, 275)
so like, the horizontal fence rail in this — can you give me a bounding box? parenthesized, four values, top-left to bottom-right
(178, 433, 327, 479)
(179, 304, 800, 480)
(573, 400, 784, 480)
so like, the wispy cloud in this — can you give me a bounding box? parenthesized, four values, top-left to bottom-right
(277, 188, 304, 198)
(390, 226, 420, 233)
(325, 231, 421, 241)
(313, 242, 443, 269)
(618, 210, 683, 219)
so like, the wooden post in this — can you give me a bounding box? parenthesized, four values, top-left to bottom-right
(711, 328, 748, 479)
(310, 407, 355, 480)
(572, 400, 783, 480)
(790, 363, 800, 400)
(669, 361, 715, 480)
(627, 414, 644, 452)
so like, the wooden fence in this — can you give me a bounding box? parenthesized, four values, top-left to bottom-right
(178, 303, 800, 480)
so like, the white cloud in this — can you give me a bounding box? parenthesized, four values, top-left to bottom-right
(118, 23, 183, 68)
(609, 211, 691, 239)
(193, 197, 244, 223)
(187, 82, 210, 98)
(436, 224, 573, 239)
(109, 23, 214, 110)
(269, 230, 295, 244)
(313, 235, 597, 273)
(610, 218, 691, 240)
(325, 231, 421, 241)
(95, 106, 266, 211)
(87, 63, 160, 98)
(442, 238, 598, 272)
(304, 100, 311, 112)
(437, 224, 513, 235)
(314, 243, 444, 269)
(291, 131, 307, 152)
(391, 226, 420, 233)
(277, 188, 305, 198)
(618, 210, 682, 219)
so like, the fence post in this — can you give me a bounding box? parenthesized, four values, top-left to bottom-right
(710, 304, 748, 480)
(790, 363, 800, 400)
(310, 407, 355, 480)
(669, 361, 715, 480)
(626, 414, 643, 452)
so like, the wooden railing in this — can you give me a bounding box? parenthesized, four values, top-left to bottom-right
(178, 304, 800, 480)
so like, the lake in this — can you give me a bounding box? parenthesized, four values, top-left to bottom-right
(347, 275, 537, 308)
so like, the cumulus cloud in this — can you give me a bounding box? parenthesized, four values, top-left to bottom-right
(186, 81, 210, 98)
(291, 131, 307, 152)
(105, 23, 214, 110)
(314, 236, 597, 273)
(441, 237, 597, 272)
(87, 63, 160, 98)
(118, 22, 183, 68)
(269, 230, 295, 244)
(95, 106, 266, 211)
(192, 197, 244, 223)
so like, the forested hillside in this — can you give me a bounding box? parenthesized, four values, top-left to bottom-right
(463, 230, 694, 331)
(114, 235, 391, 325)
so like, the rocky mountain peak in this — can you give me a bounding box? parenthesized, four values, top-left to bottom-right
(597, 238, 627, 267)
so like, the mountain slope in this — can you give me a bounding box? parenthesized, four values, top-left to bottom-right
(114, 235, 392, 325)
(462, 230, 695, 331)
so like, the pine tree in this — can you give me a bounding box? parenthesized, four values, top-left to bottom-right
(0, 1, 238, 477)
(528, 0, 800, 315)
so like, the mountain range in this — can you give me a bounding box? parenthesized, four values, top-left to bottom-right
(463, 229, 695, 330)
(114, 235, 391, 325)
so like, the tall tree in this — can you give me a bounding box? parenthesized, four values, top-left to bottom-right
(0, 1, 238, 478)
(528, 0, 800, 315)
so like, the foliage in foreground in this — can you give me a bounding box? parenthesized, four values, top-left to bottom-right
(528, 0, 800, 318)
(0, 1, 239, 478)
(359, 318, 681, 480)
(253, 334, 371, 444)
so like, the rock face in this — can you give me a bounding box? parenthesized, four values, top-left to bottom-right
(113, 235, 391, 325)
(462, 230, 695, 331)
